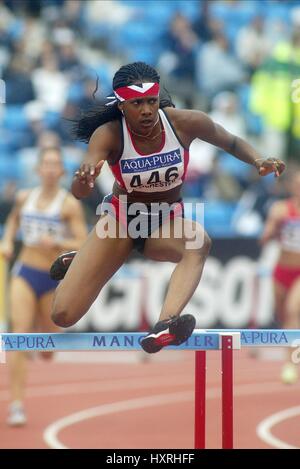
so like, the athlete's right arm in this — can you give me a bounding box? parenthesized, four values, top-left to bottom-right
(0, 190, 29, 260)
(71, 124, 117, 199)
(260, 201, 286, 245)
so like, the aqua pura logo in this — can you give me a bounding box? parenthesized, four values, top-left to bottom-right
(0, 79, 6, 104)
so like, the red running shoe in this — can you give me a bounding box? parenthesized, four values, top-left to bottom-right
(140, 314, 196, 354)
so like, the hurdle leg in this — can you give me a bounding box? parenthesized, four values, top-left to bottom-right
(194, 350, 206, 448)
(221, 335, 233, 449)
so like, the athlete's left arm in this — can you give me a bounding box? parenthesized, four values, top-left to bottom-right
(179, 109, 285, 177)
(58, 195, 88, 251)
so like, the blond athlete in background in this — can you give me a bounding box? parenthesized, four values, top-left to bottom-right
(0, 146, 87, 425)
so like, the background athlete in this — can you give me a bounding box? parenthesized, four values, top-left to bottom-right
(50, 61, 285, 354)
(261, 167, 300, 384)
(0, 146, 87, 425)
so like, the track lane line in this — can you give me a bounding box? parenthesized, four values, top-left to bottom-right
(257, 406, 300, 449)
(43, 381, 300, 449)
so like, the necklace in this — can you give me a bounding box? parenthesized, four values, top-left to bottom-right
(129, 116, 164, 140)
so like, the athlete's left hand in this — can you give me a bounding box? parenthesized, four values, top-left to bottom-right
(74, 161, 105, 188)
(256, 157, 285, 177)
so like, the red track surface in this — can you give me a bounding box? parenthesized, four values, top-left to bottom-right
(0, 350, 300, 449)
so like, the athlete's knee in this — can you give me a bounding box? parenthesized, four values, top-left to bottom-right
(40, 351, 55, 360)
(11, 322, 32, 334)
(184, 231, 211, 258)
(284, 305, 299, 327)
(51, 305, 76, 328)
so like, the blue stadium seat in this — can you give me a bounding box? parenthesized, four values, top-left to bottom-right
(7, 19, 25, 41)
(0, 153, 20, 182)
(218, 152, 251, 182)
(184, 199, 236, 237)
(176, 0, 201, 21)
(121, 0, 145, 7)
(126, 45, 160, 66)
(44, 111, 61, 130)
(87, 66, 112, 97)
(117, 21, 161, 48)
(265, 3, 291, 22)
(0, 139, 14, 154)
(138, 2, 176, 27)
(204, 201, 236, 237)
(237, 85, 263, 135)
(209, 0, 260, 23)
(83, 22, 114, 42)
(2, 106, 29, 131)
(67, 82, 84, 103)
(17, 149, 39, 188)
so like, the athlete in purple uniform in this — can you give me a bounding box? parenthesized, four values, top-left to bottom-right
(50, 62, 285, 353)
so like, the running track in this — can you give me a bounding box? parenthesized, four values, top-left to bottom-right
(0, 350, 300, 449)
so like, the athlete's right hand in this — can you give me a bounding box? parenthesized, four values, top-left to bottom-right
(0, 241, 14, 260)
(74, 161, 105, 188)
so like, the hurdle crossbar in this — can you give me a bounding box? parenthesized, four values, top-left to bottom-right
(0, 329, 298, 351)
(2, 329, 300, 449)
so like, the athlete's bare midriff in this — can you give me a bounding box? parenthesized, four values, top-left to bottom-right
(277, 250, 300, 268)
(17, 246, 63, 271)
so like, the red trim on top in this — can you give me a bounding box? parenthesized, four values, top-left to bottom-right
(126, 118, 166, 156)
(107, 195, 184, 229)
(114, 83, 160, 101)
(109, 161, 126, 190)
(169, 200, 184, 219)
(287, 198, 300, 218)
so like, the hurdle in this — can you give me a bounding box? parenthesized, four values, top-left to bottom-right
(1, 329, 300, 449)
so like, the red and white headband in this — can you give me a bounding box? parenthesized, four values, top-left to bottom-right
(106, 82, 160, 106)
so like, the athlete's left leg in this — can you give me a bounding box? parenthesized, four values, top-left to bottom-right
(284, 277, 300, 329)
(281, 277, 300, 384)
(144, 218, 211, 320)
(140, 218, 211, 353)
(38, 290, 60, 360)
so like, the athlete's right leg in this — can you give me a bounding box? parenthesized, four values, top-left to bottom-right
(8, 276, 37, 424)
(273, 280, 287, 327)
(283, 277, 300, 329)
(51, 220, 133, 328)
(37, 289, 61, 360)
(274, 278, 299, 384)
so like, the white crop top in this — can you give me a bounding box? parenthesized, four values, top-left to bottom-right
(19, 188, 68, 247)
(279, 199, 300, 253)
(109, 109, 189, 194)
